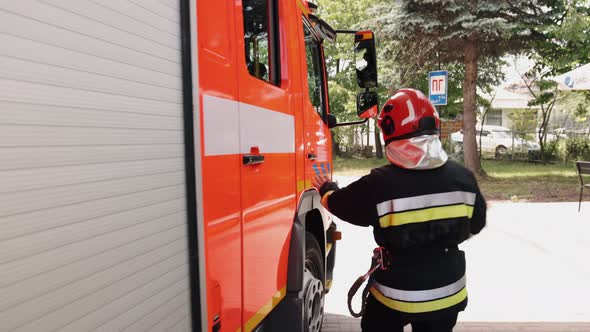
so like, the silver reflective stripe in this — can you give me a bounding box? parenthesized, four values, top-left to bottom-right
(373, 275, 466, 302)
(376, 191, 476, 216)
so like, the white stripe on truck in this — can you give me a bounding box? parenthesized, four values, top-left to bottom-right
(202, 94, 295, 156)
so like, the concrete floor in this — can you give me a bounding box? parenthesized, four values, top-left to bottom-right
(323, 175, 590, 330)
(322, 314, 590, 331)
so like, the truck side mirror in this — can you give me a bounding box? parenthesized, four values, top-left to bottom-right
(354, 30, 378, 89)
(357, 91, 379, 119)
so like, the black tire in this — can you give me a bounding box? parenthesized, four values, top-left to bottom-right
(304, 233, 325, 332)
(305, 234, 325, 283)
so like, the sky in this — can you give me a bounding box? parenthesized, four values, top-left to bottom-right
(500, 55, 535, 86)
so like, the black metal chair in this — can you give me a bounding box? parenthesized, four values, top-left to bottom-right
(576, 161, 590, 212)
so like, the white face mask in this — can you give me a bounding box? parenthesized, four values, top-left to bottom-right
(384, 134, 448, 170)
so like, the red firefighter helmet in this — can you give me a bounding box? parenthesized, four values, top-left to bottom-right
(377, 89, 440, 145)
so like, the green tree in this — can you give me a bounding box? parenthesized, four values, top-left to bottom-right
(369, 0, 561, 175)
(532, 0, 590, 76)
(319, 0, 385, 158)
(518, 70, 560, 159)
(508, 108, 538, 138)
(559, 91, 590, 128)
(523, 0, 590, 161)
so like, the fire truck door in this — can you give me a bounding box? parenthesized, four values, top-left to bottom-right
(237, 0, 296, 329)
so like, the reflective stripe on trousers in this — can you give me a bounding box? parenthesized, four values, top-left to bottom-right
(369, 275, 467, 313)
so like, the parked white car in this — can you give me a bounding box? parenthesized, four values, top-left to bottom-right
(450, 125, 540, 157)
(535, 127, 568, 142)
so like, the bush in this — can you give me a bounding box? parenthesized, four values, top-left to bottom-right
(566, 136, 590, 161)
(361, 146, 374, 158)
(527, 139, 566, 162)
(543, 139, 566, 161)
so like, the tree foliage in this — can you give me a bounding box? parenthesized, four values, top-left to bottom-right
(532, 0, 590, 75)
(368, 0, 570, 175)
(392, 59, 506, 119)
(508, 108, 538, 136)
(318, 0, 383, 157)
(520, 0, 590, 162)
(317, 0, 590, 163)
(371, 1, 559, 68)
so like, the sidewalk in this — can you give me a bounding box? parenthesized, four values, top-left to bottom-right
(325, 175, 590, 330)
(324, 200, 590, 321)
(323, 314, 590, 331)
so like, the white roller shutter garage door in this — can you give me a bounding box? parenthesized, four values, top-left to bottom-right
(0, 1, 193, 331)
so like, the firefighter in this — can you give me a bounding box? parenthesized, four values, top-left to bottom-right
(313, 89, 486, 332)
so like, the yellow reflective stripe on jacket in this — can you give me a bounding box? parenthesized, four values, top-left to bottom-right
(370, 286, 467, 314)
(377, 191, 476, 216)
(379, 204, 474, 228)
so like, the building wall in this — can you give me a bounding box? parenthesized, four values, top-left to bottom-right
(489, 108, 536, 130)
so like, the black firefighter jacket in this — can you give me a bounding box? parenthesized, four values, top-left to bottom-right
(319, 160, 486, 321)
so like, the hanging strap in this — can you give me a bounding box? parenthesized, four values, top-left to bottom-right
(347, 247, 390, 318)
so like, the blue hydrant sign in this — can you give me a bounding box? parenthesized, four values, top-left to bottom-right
(429, 70, 448, 105)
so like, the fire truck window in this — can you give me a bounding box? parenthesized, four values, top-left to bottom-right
(303, 23, 325, 120)
(242, 0, 280, 85)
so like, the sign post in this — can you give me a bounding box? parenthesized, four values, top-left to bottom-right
(429, 70, 448, 139)
(428, 70, 448, 106)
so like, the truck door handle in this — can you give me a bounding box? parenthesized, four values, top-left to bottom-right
(307, 153, 317, 160)
(243, 154, 265, 165)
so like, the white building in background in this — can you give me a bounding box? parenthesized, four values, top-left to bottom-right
(483, 58, 590, 134)
(487, 85, 540, 129)
(485, 81, 588, 134)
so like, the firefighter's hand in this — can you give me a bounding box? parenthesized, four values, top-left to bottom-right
(312, 174, 331, 190)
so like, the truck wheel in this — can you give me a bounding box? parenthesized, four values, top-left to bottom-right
(304, 233, 324, 332)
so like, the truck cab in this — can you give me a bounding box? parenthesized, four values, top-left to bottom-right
(198, 1, 378, 331)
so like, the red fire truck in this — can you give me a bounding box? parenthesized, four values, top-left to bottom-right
(0, 1, 378, 331)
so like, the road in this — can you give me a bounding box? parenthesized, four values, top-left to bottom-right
(324, 175, 590, 323)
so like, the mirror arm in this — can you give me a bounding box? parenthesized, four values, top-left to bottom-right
(335, 29, 357, 34)
(331, 118, 369, 128)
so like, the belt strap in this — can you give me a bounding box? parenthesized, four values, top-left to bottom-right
(347, 247, 390, 318)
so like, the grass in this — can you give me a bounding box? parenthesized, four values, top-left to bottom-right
(333, 157, 584, 202)
(332, 157, 389, 176)
(478, 160, 580, 202)
(482, 160, 577, 178)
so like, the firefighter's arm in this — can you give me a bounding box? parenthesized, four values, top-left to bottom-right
(470, 189, 487, 235)
(315, 175, 376, 227)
